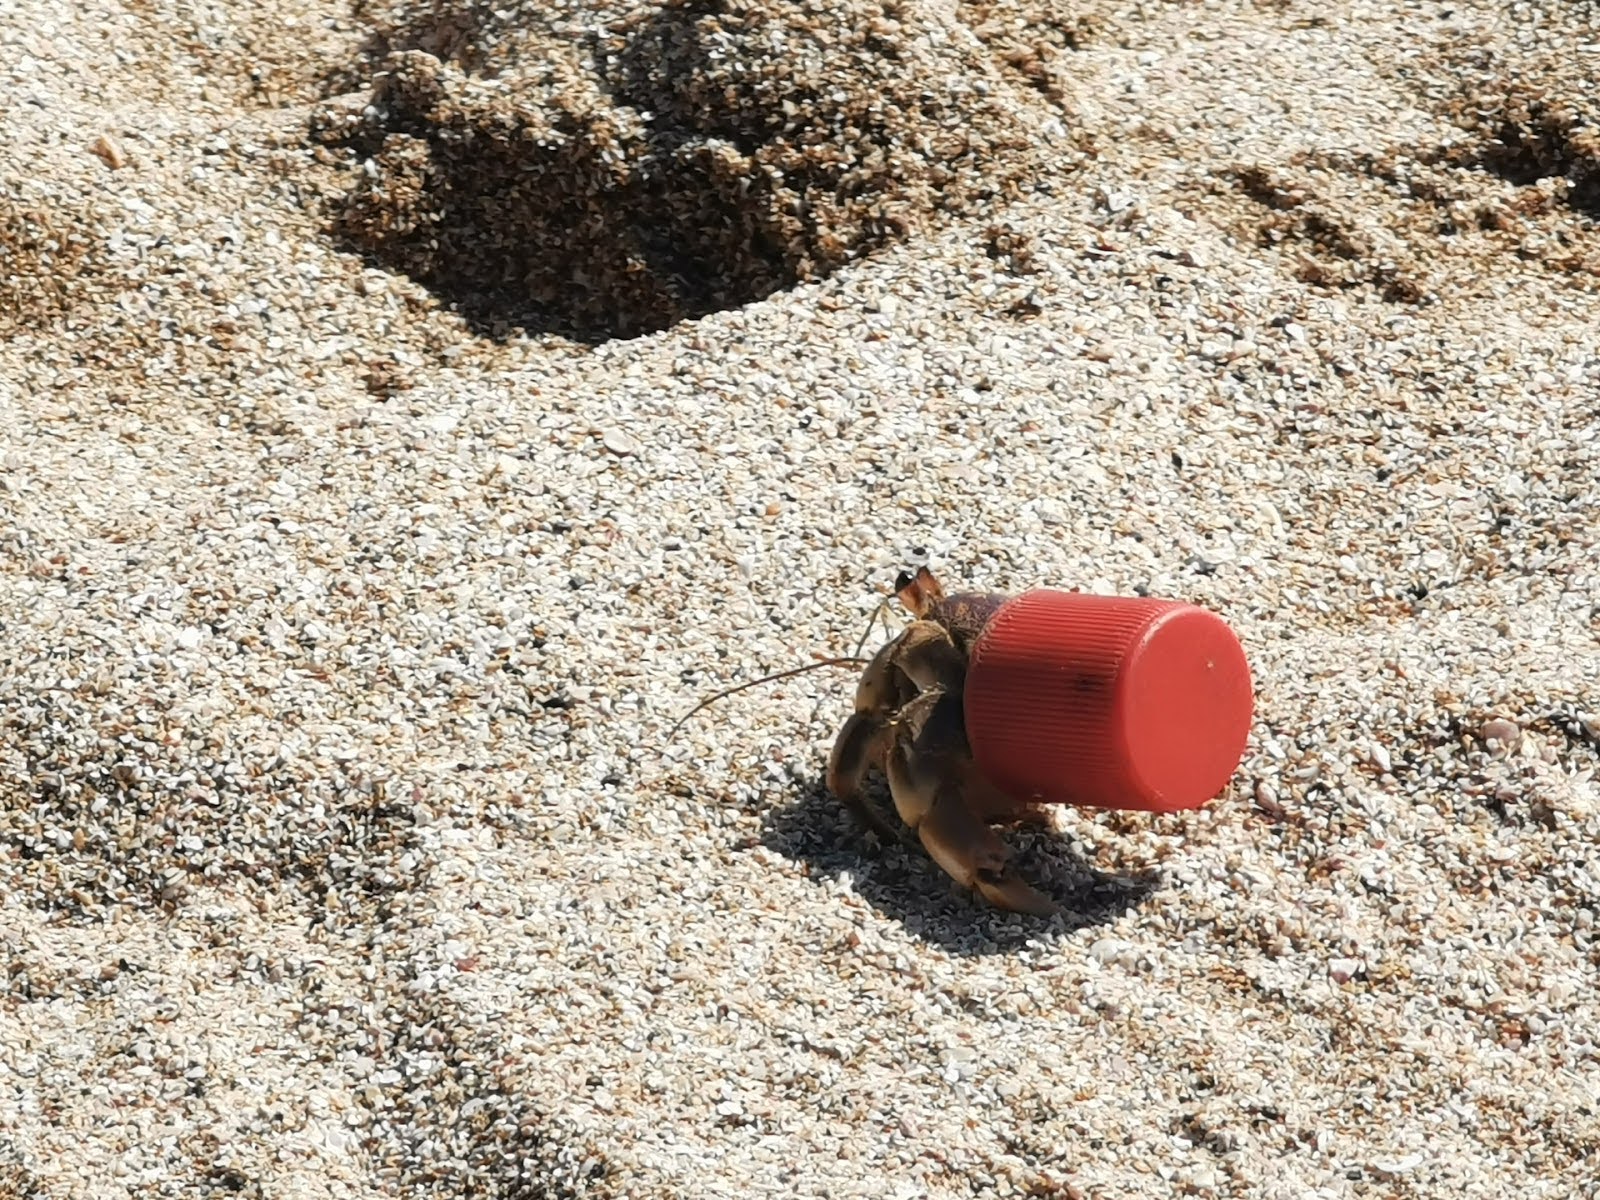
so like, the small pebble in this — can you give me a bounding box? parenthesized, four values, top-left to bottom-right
(89, 133, 127, 169)
(1328, 958, 1364, 983)
(1481, 717, 1522, 749)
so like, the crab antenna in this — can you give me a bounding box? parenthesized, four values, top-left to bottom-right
(665, 655, 871, 742)
(852, 594, 898, 659)
(805, 597, 898, 728)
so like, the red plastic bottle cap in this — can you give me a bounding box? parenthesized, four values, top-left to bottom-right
(964, 590, 1253, 813)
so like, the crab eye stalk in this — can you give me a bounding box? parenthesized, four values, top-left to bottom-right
(894, 571, 925, 615)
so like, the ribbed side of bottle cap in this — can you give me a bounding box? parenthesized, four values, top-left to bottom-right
(965, 590, 1253, 812)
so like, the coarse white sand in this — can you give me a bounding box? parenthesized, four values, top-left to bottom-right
(2, 0, 1598, 1196)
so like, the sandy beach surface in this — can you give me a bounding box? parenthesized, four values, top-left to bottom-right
(3, 0, 1599, 1196)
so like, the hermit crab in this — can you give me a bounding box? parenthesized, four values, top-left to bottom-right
(673, 566, 1254, 917)
(825, 568, 1061, 916)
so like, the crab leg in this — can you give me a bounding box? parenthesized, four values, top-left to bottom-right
(884, 690, 1057, 917)
(826, 710, 901, 841)
(826, 635, 911, 839)
(825, 620, 965, 817)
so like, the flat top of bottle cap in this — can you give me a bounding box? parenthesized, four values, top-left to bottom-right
(1114, 603, 1253, 809)
(966, 593, 1253, 812)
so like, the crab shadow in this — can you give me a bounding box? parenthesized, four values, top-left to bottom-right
(760, 778, 1162, 956)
